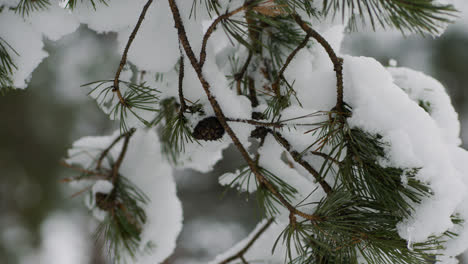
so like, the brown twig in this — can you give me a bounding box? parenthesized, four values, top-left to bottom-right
(226, 118, 282, 128)
(247, 77, 259, 107)
(271, 32, 311, 95)
(293, 15, 344, 112)
(178, 44, 187, 113)
(219, 218, 275, 264)
(96, 133, 127, 170)
(200, 1, 254, 67)
(111, 130, 134, 183)
(168, 0, 321, 222)
(113, 0, 154, 105)
(235, 51, 253, 95)
(60, 161, 109, 180)
(270, 131, 333, 195)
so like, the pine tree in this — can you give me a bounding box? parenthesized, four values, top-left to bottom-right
(1, 0, 468, 263)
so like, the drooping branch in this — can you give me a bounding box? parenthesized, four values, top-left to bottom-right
(219, 218, 275, 264)
(168, 0, 321, 222)
(113, 0, 154, 106)
(293, 15, 344, 112)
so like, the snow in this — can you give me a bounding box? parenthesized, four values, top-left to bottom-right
(20, 212, 92, 264)
(72, 0, 148, 33)
(389, 67, 461, 146)
(343, 56, 468, 247)
(28, 3, 80, 41)
(116, 0, 180, 73)
(91, 180, 113, 194)
(0, 0, 17, 7)
(0, 12, 48, 89)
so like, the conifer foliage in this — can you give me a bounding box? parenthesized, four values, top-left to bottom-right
(2, 0, 468, 263)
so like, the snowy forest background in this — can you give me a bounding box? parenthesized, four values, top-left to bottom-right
(1, 2, 468, 264)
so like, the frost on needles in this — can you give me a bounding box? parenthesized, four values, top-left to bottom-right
(2, 0, 468, 263)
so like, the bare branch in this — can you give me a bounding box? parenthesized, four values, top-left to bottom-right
(113, 0, 154, 105)
(178, 44, 187, 113)
(271, 32, 311, 95)
(111, 129, 135, 183)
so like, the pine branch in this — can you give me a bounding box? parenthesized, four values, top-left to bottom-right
(63, 129, 149, 262)
(322, 0, 457, 34)
(113, 0, 154, 106)
(85, 80, 160, 132)
(168, 0, 322, 222)
(226, 117, 282, 128)
(64, 0, 108, 10)
(14, 0, 50, 16)
(0, 37, 18, 91)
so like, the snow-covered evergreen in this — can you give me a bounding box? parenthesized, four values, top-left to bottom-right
(2, 0, 468, 263)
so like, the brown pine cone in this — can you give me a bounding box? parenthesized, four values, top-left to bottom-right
(192, 116, 225, 141)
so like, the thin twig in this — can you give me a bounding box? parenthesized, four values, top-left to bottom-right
(168, 0, 322, 222)
(178, 43, 187, 113)
(113, 0, 154, 105)
(235, 51, 253, 95)
(60, 161, 109, 180)
(226, 118, 282, 128)
(219, 218, 275, 264)
(111, 130, 134, 183)
(270, 131, 333, 195)
(96, 133, 127, 170)
(293, 15, 344, 112)
(247, 77, 259, 107)
(271, 33, 311, 94)
(200, 1, 254, 67)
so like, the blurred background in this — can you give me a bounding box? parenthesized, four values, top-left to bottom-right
(0, 5, 467, 264)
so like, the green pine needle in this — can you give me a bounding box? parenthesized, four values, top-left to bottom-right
(0, 37, 18, 92)
(84, 79, 160, 133)
(323, 0, 457, 35)
(14, 0, 50, 16)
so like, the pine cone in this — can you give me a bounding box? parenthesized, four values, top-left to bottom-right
(95, 192, 114, 211)
(251, 126, 270, 139)
(192, 116, 225, 141)
(252, 112, 266, 120)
